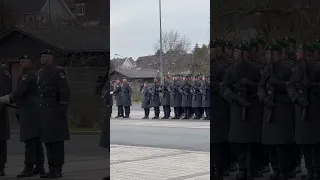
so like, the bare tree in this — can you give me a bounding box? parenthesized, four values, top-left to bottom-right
(153, 30, 192, 74)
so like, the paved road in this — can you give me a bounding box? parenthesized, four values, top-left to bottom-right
(111, 119, 210, 152)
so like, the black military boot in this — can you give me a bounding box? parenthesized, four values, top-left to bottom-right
(17, 166, 34, 178)
(229, 163, 238, 172)
(102, 176, 110, 180)
(49, 167, 62, 178)
(40, 166, 53, 178)
(301, 170, 313, 180)
(269, 169, 280, 180)
(0, 168, 5, 176)
(236, 170, 247, 180)
(33, 165, 46, 175)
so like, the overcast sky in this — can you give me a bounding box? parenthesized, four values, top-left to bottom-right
(110, 0, 210, 60)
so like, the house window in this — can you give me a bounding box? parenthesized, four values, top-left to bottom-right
(76, 3, 85, 16)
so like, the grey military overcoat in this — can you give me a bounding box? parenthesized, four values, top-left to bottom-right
(221, 61, 263, 143)
(11, 70, 40, 142)
(191, 81, 202, 107)
(287, 62, 320, 144)
(200, 81, 210, 108)
(149, 83, 161, 107)
(113, 83, 123, 106)
(169, 80, 182, 107)
(121, 83, 132, 107)
(37, 65, 70, 143)
(141, 87, 150, 109)
(258, 61, 295, 145)
(179, 80, 192, 107)
(160, 80, 170, 106)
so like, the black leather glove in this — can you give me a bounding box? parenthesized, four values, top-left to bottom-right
(263, 98, 275, 109)
(296, 97, 309, 107)
(234, 95, 250, 107)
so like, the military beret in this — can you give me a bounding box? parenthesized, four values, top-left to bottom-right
(144, 82, 148, 84)
(40, 49, 54, 56)
(299, 43, 315, 52)
(19, 54, 34, 61)
(266, 44, 283, 52)
(206, 75, 209, 78)
(283, 37, 296, 44)
(234, 44, 250, 51)
(250, 39, 259, 47)
(276, 40, 289, 48)
(311, 42, 320, 50)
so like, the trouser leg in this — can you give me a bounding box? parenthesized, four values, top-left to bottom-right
(0, 141, 6, 169)
(124, 106, 130, 117)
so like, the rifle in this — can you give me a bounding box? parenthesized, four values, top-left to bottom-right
(266, 61, 275, 123)
(241, 76, 248, 121)
(301, 62, 308, 121)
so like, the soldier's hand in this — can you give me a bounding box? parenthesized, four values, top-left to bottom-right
(238, 78, 249, 85)
(235, 96, 250, 107)
(263, 98, 274, 109)
(297, 97, 309, 107)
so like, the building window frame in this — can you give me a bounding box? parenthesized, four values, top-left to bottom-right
(76, 3, 85, 16)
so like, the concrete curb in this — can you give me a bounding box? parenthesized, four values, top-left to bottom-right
(111, 118, 210, 122)
(10, 130, 101, 135)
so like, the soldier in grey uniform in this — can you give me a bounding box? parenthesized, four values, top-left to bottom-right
(121, 78, 132, 118)
(109, 81, 114, 117)
(113, 79, 124, 118)
(191, 74, 202, 119)
(141, 82, 150, 119)
(221, 44, 264, 179)
(160, 75, 171, 119)
(149, 78, 161, 119)
(287, 43, 320, 180)
(258, 44, 295, 180)
(179, 75, 192, 119)
(0, 55, 45, 178)
(37, 49, 70, 178)
(0, 63, 11, 176)
(169, 75, 182, 119)
(200, 75, 210, 120)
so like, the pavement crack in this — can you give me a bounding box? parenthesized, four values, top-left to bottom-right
(165, 171, 210, 180)
(111, 151, 193, 165)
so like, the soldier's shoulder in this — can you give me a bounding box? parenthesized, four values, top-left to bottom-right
(55, 66, 67, 79)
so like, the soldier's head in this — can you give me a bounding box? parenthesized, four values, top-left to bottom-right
(19, 54, 34, 71)
(276, 40, 289, 58)
(284, 37, 296, 53)
(116, 79, 120, 83)
(296, 44, 314, 61)
(40, 49, 54, 66)
(256, 38, 266, 56)
(266, 44, 282, 63)
(233, 44, 250, 61)
(202, 75, 206, 81)
(122, 78, 127, 83)
(144, 82, 148, 87)
(154, 77, 158, 83)
(211, 39, 225, 57)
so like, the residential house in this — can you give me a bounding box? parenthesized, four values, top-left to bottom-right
(110, 68, 158, 83)
(111, 57, 135, 70)
(66, 0, 108, 26)
(2, 0, 77, 27)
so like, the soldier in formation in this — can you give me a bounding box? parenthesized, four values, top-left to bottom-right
(149, 78, 161, 119)
(141, 82, 151, 119)
(112, 78, 132, 118)
(210, 37, 320, 180)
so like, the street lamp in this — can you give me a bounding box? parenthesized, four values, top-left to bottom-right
(159, 0, 164, 84)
